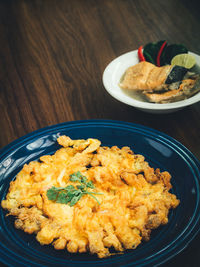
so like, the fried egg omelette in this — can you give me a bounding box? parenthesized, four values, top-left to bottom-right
(1, 136, 180, 258)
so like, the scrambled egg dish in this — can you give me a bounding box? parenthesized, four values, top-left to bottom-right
(1, 136, 180, 258)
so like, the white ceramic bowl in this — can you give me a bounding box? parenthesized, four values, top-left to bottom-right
(102, 50, 200, 114)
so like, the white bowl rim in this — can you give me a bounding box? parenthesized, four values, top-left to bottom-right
(102, 50, 200, 110)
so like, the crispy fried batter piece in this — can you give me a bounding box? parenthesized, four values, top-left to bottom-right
(1, 136, 180, 258)
(119, 61, 172, 91)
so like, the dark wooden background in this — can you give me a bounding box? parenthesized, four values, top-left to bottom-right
(0, 0, 200, 266)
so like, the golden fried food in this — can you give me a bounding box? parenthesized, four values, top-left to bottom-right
(1, 136, 180, 258)
(119, 61, 172, 91)
(119, 61, 200, 103)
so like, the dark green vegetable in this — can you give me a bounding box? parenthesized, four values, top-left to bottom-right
(143, 40, 166, 65)
(142, 41, 188, 66)
(47, 171, 103, 206)
(163, 44, 188, 65)
(143, 51, 154, 64)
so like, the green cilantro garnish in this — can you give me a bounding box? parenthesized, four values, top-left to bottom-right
(46, 171, 102, 206)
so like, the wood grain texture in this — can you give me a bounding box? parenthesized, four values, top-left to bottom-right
(0, 0, 200, 266)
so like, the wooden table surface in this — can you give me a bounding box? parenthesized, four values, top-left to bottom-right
(0, 0, 200, 266)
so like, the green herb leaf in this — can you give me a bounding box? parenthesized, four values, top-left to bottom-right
(81, 176, 87, 183)
(47, 187, 59, 201)
(57, 191, 71, 204)
(69, 171, 82, 182)
(76, 171, 82, 178)
(69, 194, 82, 206)
(66, 185, 75, 191)
(77, 184, 85, 190)
(66, 190, 76, 198)
(86, 180, 95, 189)
(47, 171, 103, 206)
(69, 176, 81, 183)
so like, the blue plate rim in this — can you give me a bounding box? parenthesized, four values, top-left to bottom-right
(0, 119, 199, 160)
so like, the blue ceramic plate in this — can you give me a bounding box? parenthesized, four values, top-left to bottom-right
(0, 120, 200, 267)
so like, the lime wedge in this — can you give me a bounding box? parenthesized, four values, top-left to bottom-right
(171, 53, 196, 69)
